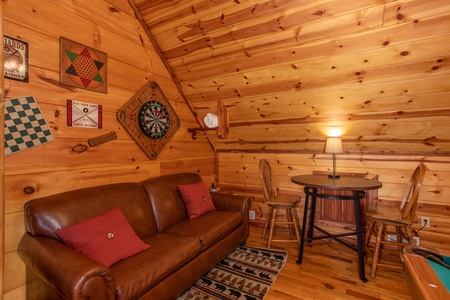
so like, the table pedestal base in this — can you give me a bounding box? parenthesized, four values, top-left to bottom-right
(296, 187, 368, 282)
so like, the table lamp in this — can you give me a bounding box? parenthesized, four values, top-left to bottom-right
(324, 136, 343, 178)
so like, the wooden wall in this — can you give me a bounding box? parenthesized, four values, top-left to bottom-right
(1, 2, 5, 298)
(136, 0, 450, 155)
(1, 0, 215, 298)
(217, 153, 450, 250)
(134, 0, 450, 252)
(2, 0, 450, 298)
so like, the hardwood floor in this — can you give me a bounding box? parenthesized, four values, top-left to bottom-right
(246, 225, 413, 300)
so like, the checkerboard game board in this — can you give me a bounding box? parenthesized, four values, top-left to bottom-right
(4, 96, 55, 156)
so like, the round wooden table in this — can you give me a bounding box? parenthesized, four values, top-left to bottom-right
(291, 174, 382, 282)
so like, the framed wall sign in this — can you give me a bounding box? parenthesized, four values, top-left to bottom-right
(4, 36, 29, 82)
(67, 100, 102, 128)
(60, 37, 107, 93)
(117, 82, 180, 159)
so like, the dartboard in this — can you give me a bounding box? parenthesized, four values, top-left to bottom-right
(117, 81, 180, 160)
(138, 100, 170, 139)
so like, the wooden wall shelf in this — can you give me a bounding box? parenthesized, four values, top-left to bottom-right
(188, 99, 229, 140)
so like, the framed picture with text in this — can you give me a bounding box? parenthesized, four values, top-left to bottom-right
(4, 36, 29, 82)
(67, 100, 102, 129)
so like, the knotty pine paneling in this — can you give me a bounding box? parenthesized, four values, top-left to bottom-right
(0, 2, 5, 299)
(1, 0, 215, 297)
(135, 0, 450, 155)
(3, 0, 450, 298)
(173, 13, 450, 83)
(4, 252, 25, 296)
(4, 63, 180, 110)
(4, 134, 212, 173)
(4, 166, 163, 214)
(383, 0, 450, 26)
(181, 34, 450, 95)
(157, 4, 385, 59)
(217, 153, 450, 252)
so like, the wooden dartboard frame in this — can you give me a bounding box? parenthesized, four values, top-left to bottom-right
(117, 82, 180, 159)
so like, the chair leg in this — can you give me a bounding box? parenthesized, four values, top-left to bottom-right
(262, 207, 274, 239)
(264, 206, 301, 249)
(293, 208, 301, 232)
(371, 222, 384, 279)
(395, 226, 404, 251)
(365, 218, 374, 248)
(289, 208, 301, 242)
(405, 226, 415, 246)
(286, 208, 295, 239)
(267, 208, 278, 248)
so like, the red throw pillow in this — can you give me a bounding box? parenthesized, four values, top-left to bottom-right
(55, 206, 149, 267)
(178, 181, 216, 219)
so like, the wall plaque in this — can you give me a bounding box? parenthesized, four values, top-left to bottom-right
(4, 36, 29, 82)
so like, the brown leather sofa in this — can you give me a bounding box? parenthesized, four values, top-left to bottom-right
(18, 173, 251, 300)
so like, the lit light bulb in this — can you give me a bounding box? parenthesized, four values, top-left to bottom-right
(328, 127, 341, 137)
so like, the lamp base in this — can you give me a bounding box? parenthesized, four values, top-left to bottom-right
(328, 174, 340, 179)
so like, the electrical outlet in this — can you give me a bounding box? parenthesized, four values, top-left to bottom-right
(249, 211, 256, 220)
(413, 236, 420, 246)
(387, 235, 408, 243)
(387, 234, 397, 242)
(421, 216, 430, 228)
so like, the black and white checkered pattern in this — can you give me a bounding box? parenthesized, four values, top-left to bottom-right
(4, 96, 54, 156)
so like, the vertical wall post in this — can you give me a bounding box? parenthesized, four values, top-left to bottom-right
(0, 1, 5, 298)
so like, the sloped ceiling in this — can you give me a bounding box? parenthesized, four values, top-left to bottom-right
(129, 0, 450, 155)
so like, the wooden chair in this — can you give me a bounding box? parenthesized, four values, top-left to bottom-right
(259, 159, 301, 248)
(364, 163, 426, 279)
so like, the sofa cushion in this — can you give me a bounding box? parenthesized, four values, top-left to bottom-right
(178, 181, 216, 219)
(141, 173, 206, 232)
(24, 182, 157, 240)
(165, 211, 243, 248)
(111, 233, 203, 300)
(56, 207, 150, 267)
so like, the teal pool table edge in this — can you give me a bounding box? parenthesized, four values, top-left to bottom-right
(402, 246, 450, 300)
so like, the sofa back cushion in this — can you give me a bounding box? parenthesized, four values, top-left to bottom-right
(24, 182, 157, 241)
(140, 173, 203, 232)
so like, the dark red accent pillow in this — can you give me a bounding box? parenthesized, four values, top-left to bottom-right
(55, 206, 149, 267)
(178, 181, 216, 219)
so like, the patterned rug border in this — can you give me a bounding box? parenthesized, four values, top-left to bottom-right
(177, 245, 288, 300)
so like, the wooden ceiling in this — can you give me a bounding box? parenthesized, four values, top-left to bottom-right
(129, 0, 450, 155)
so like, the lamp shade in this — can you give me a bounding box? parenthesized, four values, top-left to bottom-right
(324, 136, 343, 154)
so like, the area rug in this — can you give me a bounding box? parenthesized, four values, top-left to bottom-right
(177, 245, 288, 300)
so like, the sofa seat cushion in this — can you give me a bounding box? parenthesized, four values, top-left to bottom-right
(165, 211, 243, 249)
(111, 233, 202, 300)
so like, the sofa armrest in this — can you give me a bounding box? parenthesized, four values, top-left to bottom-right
(18, 233, 115, 300)
(211, 192, 252, 238)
